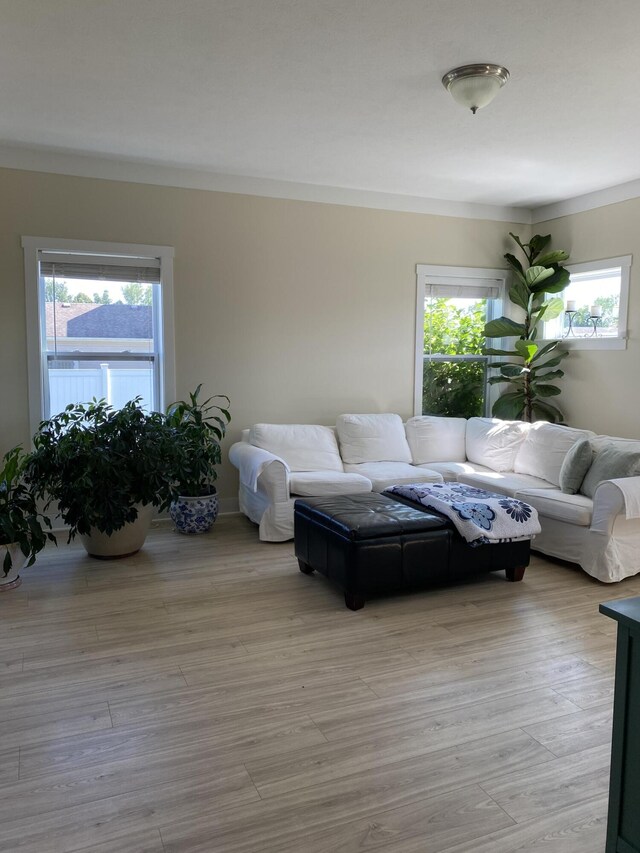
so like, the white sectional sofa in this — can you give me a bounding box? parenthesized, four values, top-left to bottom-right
(229, 414, 640, 583)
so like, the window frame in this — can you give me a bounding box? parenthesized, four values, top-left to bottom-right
(541, 255, 631, 350)
(414, 264, 508, 417)
(22, 236, 176, 436)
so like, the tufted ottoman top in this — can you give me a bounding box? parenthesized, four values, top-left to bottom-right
(293, 493, 448, 541)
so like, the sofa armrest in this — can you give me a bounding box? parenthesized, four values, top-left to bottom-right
(591, 476, 640, 534)
(229, 441, 290, 494)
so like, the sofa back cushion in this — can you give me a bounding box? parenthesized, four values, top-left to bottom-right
(405, 416, 467, 464)
(465, 418, 529, 472)
(580, 439, 640, 498)
(514, 422, 594, 487)
(249, 423, 344, 472)
(336, 413, 412, 464)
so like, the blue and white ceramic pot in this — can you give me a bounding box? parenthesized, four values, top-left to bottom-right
(170, 491, 219, 535)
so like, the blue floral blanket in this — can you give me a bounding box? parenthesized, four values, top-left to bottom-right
(386, 482, 541, 546)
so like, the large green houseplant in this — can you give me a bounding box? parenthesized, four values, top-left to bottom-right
(165, 385, 231, 534)
(484, 233, 571, 422)
(1, 446, 56, 588)
(26, 398, 173, 558)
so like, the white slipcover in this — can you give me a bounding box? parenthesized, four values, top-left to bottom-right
(289, 471, 372, 497)
(336, 413, 412, 464)
(405, 415, 467, 463)
(457, 470, 559, 497)
(343, 461, 443, 492)
(514, 423, 594, 486)
(416, 460, 493, 480)
(515, 488, 593, 527)
(249, 423, 343, 472)
(465, 418, 529, 472)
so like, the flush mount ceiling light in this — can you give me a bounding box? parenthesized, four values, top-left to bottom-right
(442, 64, 510, 114)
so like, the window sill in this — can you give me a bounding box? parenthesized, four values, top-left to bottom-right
(545, 336, 627, 351)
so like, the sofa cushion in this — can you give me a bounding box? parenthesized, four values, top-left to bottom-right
(336, 413, 412, 464)
(457, 470, 559, 497)
(343, 461, 443, 492)
(249, 423, 343, 472)
(416, 460, 493, 480)
(515, 488, 593, 526)
(405, 416, 467, 464)
(465, 418, 530, 472)
(580, 445, 640, 499)
(289, 471, 372, 497)
(559, 439, 594, 494)
(514, 423, 593, 487)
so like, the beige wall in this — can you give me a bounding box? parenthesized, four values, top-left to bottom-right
(536, 200, 639, 438)
(0, 166, 528, 505)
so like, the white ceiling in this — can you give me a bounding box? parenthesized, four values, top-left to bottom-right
(2, 0, 640, 213)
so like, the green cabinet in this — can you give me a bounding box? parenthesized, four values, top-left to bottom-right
(600, 597, 640, 853)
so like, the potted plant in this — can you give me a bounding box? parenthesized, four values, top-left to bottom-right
(26, 398, 172, 558)
(0, 446, 56, 590)
(165, 385, 231, 534)
(484, 233, 571, 422)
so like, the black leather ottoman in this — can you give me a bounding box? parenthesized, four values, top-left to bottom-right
(294, 493, 530, 610)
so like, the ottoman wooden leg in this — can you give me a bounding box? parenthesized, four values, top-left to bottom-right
(345, 592, 365, 611)
(298, 559, 315, 575)
(506, 565, 526, 582)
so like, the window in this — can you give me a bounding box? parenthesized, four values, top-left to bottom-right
(23, 237, 175, 433)
(542, 255, 631, 349)
(415, 265, 507, 417)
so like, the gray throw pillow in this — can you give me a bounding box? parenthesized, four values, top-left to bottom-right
(559, 439, 593, 495)
(580, 446, 640, 498)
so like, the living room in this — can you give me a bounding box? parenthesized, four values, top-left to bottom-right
(1, 1, 640, 851)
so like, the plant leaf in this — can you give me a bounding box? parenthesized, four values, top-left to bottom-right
(540, 297, 565, 321)
(484, 317, 527, 338)
(483, 347, 519, 356)
(529, 234, 551, 259)
(499, 364, 527, 377)
(530, 266, 571, 294)
(529, 369, 565, 381)
(531, 383, 562, 397)
(525, 266, 554, 288)
(530, 340, 561, 362)
(503, 252, 525, 278)
(531, 353, 569, 370)
(534, 250, 569, 266)
(515, 339, 538, 362)
(508, 280, 529, 311)
(492, 392, 525, 420)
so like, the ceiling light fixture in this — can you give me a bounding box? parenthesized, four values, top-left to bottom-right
(442, 63, 510, 114)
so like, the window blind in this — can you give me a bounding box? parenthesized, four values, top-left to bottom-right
(425, 282, 499, 299)
(39, 252, 160, 284)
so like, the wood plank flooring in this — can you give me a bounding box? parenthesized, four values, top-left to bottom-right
(0, 514, 638, 852)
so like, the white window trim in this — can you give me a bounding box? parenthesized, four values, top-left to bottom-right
(543, 254, 631, 351)
(414, 264, 509, 417)
(22, 236, 176, 437)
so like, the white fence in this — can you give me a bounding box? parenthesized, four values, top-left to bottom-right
(49, 365, 154, 414)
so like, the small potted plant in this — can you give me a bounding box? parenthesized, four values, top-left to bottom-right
(165, 385, 231, 534)
(0, 446, 56, 590)
(26, 398, 173, 558)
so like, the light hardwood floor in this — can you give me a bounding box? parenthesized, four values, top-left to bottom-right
(1, 514, 638, 853)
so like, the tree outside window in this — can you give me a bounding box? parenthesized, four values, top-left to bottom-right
(423, 298, 487, 417)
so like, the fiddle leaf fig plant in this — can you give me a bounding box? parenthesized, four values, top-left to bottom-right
(484, 233, 571, 423)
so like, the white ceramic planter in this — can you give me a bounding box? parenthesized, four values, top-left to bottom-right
(0, 543, 27, 591)
(80, 504, 153, 559)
